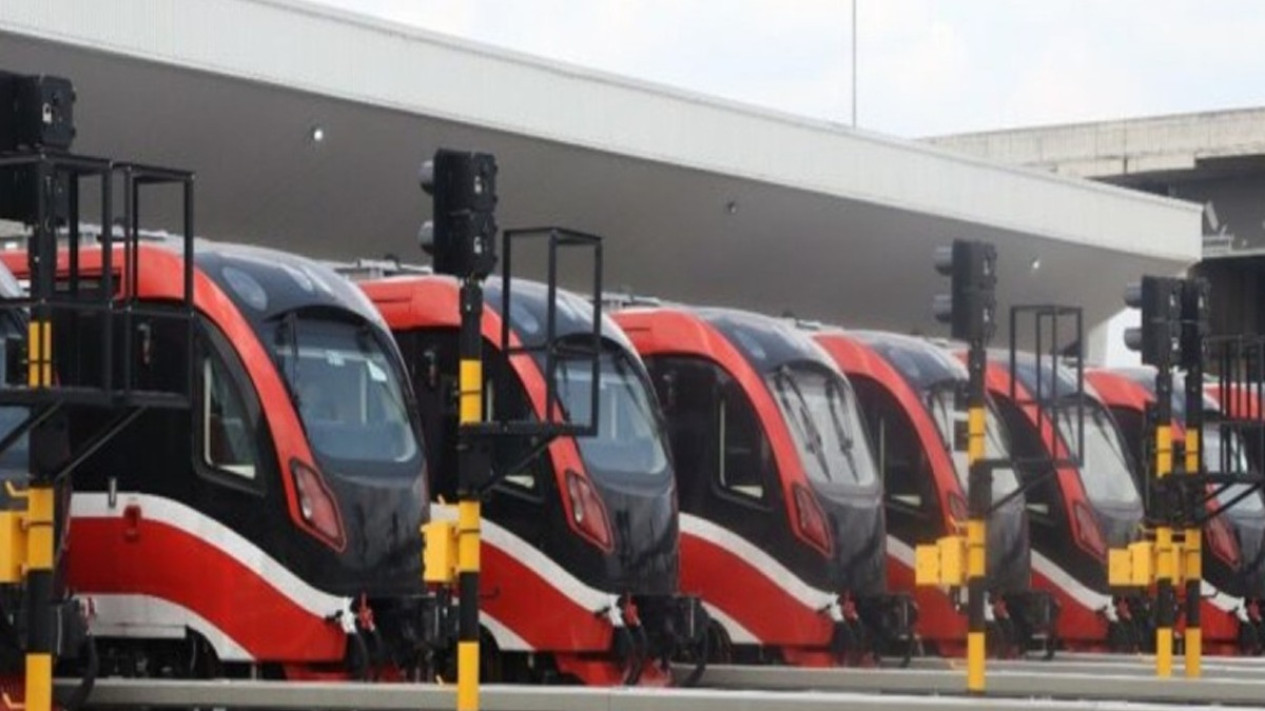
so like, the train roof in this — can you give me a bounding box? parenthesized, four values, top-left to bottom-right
(849, 331, 966, 393)
(188, 240, 390, 331)
(681, 306, 839, 375)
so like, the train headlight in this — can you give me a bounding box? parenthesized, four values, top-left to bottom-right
(291, 459, 346, 551)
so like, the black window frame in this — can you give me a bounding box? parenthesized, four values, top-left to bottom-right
(191, 318, 268, 497)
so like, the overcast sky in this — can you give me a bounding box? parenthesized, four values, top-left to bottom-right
(311, 0, 1265, 137)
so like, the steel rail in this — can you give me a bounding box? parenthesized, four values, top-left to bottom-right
(898, 656, 1265, 679)
(53, 677, 1249, 711)
(691, 664, 1265, 705)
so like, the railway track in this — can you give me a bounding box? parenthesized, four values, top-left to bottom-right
(691, 662, 1265, 705)
(51, 658, 1265, 711)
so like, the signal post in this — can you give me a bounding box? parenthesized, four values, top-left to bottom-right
(1108, 276, 1186, 678)
(1180, 279, 1210, 678)
(417, 150, 500, 711)
(914, 238, 997, 694)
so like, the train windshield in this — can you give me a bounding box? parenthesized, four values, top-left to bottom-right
(1061, 402, 1141, 507)
(0, 322, 26, 474)
(274, 314, 420, 468)
(0, 408, 26, 473)
(766, 364, 878, 488)
(926, 385, 1021, 499)
(1204, 424, 1264, 513)
(554, 348, 670, 479)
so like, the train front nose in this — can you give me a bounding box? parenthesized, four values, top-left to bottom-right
(1097, 504, 1144, 549)
(322, 471, 427, 596)
(1233, 514, 1265, 598)
(988, 498, 1031, 592)
(822, 495, 886, 595)
(599, 480, 679, 595)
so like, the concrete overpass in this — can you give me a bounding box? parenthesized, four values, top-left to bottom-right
(0, 0, 1202, 358)
(931, 109, 1265, 336)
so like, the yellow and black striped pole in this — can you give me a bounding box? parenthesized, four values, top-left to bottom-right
(23, 317, 55, 711)
(1183, 360, 1203, 677)
(25, 181, 58, 711)
(456, 279, 484, 711)
(1153, 368, 1175, 678)
(965, 342, 989, 694)
(1177, 279, 1209, 678)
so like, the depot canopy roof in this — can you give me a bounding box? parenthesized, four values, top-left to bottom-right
(0, 0, 1201, 350)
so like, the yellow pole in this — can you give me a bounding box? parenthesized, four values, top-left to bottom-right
(23, 486, 54, 711)
(455, 498, 480, 711)
(24, 318, 54, 711)
(1183, 412, 1201, 677)
(966, 398, 987, 693)
(456, 292, 484, 711)
(1155, 423, 1173, 678)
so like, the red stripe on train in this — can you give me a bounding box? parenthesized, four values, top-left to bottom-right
(68, 517, 345, 661)
(680, 533, 834, 647)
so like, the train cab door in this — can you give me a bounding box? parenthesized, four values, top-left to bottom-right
(645, 356, 781, 549)
(848, 378, 943, 545)
(991, 398, 1067, 559)
(1106, 406, 1148, 494)
(397, 329, 550, 549)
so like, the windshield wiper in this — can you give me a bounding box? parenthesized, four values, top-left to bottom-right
(825, 381, 855, 453)
(774, 367, 831, 481)
(273, 313, 300, 407)
(826, 381, 875, 484)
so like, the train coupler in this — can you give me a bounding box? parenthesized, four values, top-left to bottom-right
(1001, 591, 1059, 660)
(630, 593, 710, 686)
(852, 593, 918, 667)
(1236, 600, 1264, 656)
(348, 589, 457, 680)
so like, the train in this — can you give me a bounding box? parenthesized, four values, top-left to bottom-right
(0, 237, 1263, 697)
(981, 352, 1151, 652)
(4, 63, 1265, 711)
(4, 234, 1263, 689)
(609, 303, 914, 666)
(351, 270, 707, 684)
(0, 239, 449, 681)
(822, 331, 1056, 657)
(1086, 367, 1259, 653)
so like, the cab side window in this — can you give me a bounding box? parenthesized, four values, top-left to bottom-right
(203, 357, 258, 479)
(852, 378, 928, 510)
(484, 345, 545, 494)
(404, 329, 546, 499)
(717, 375, 769, 500)
(195, 322, 264, 490)
(650, 356, 773, 504)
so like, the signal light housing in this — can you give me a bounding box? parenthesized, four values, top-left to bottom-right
(0, 71, 76, 152)
(418, 149, 498, 279)
(1180, 277, 1210, 370)
(1121, 276, 1182, 368)
(932, 239, 997, 343)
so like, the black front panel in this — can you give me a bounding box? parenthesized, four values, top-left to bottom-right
(819, 491, 887, 595)
(646, 353, 886, 595)
(851, 375, 948, 552)
(1235, 514, 1265, 598)
(399, 325, 678, 596)
(489, 278, 680, 594)
(992, 396, 1104, 590)
(66, 244, 430, 601)
(988, 497, 1031, 594)
(68, 313, 424, 597)
(702, 312, 886, 594)
(856, 332, 1031, 593)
